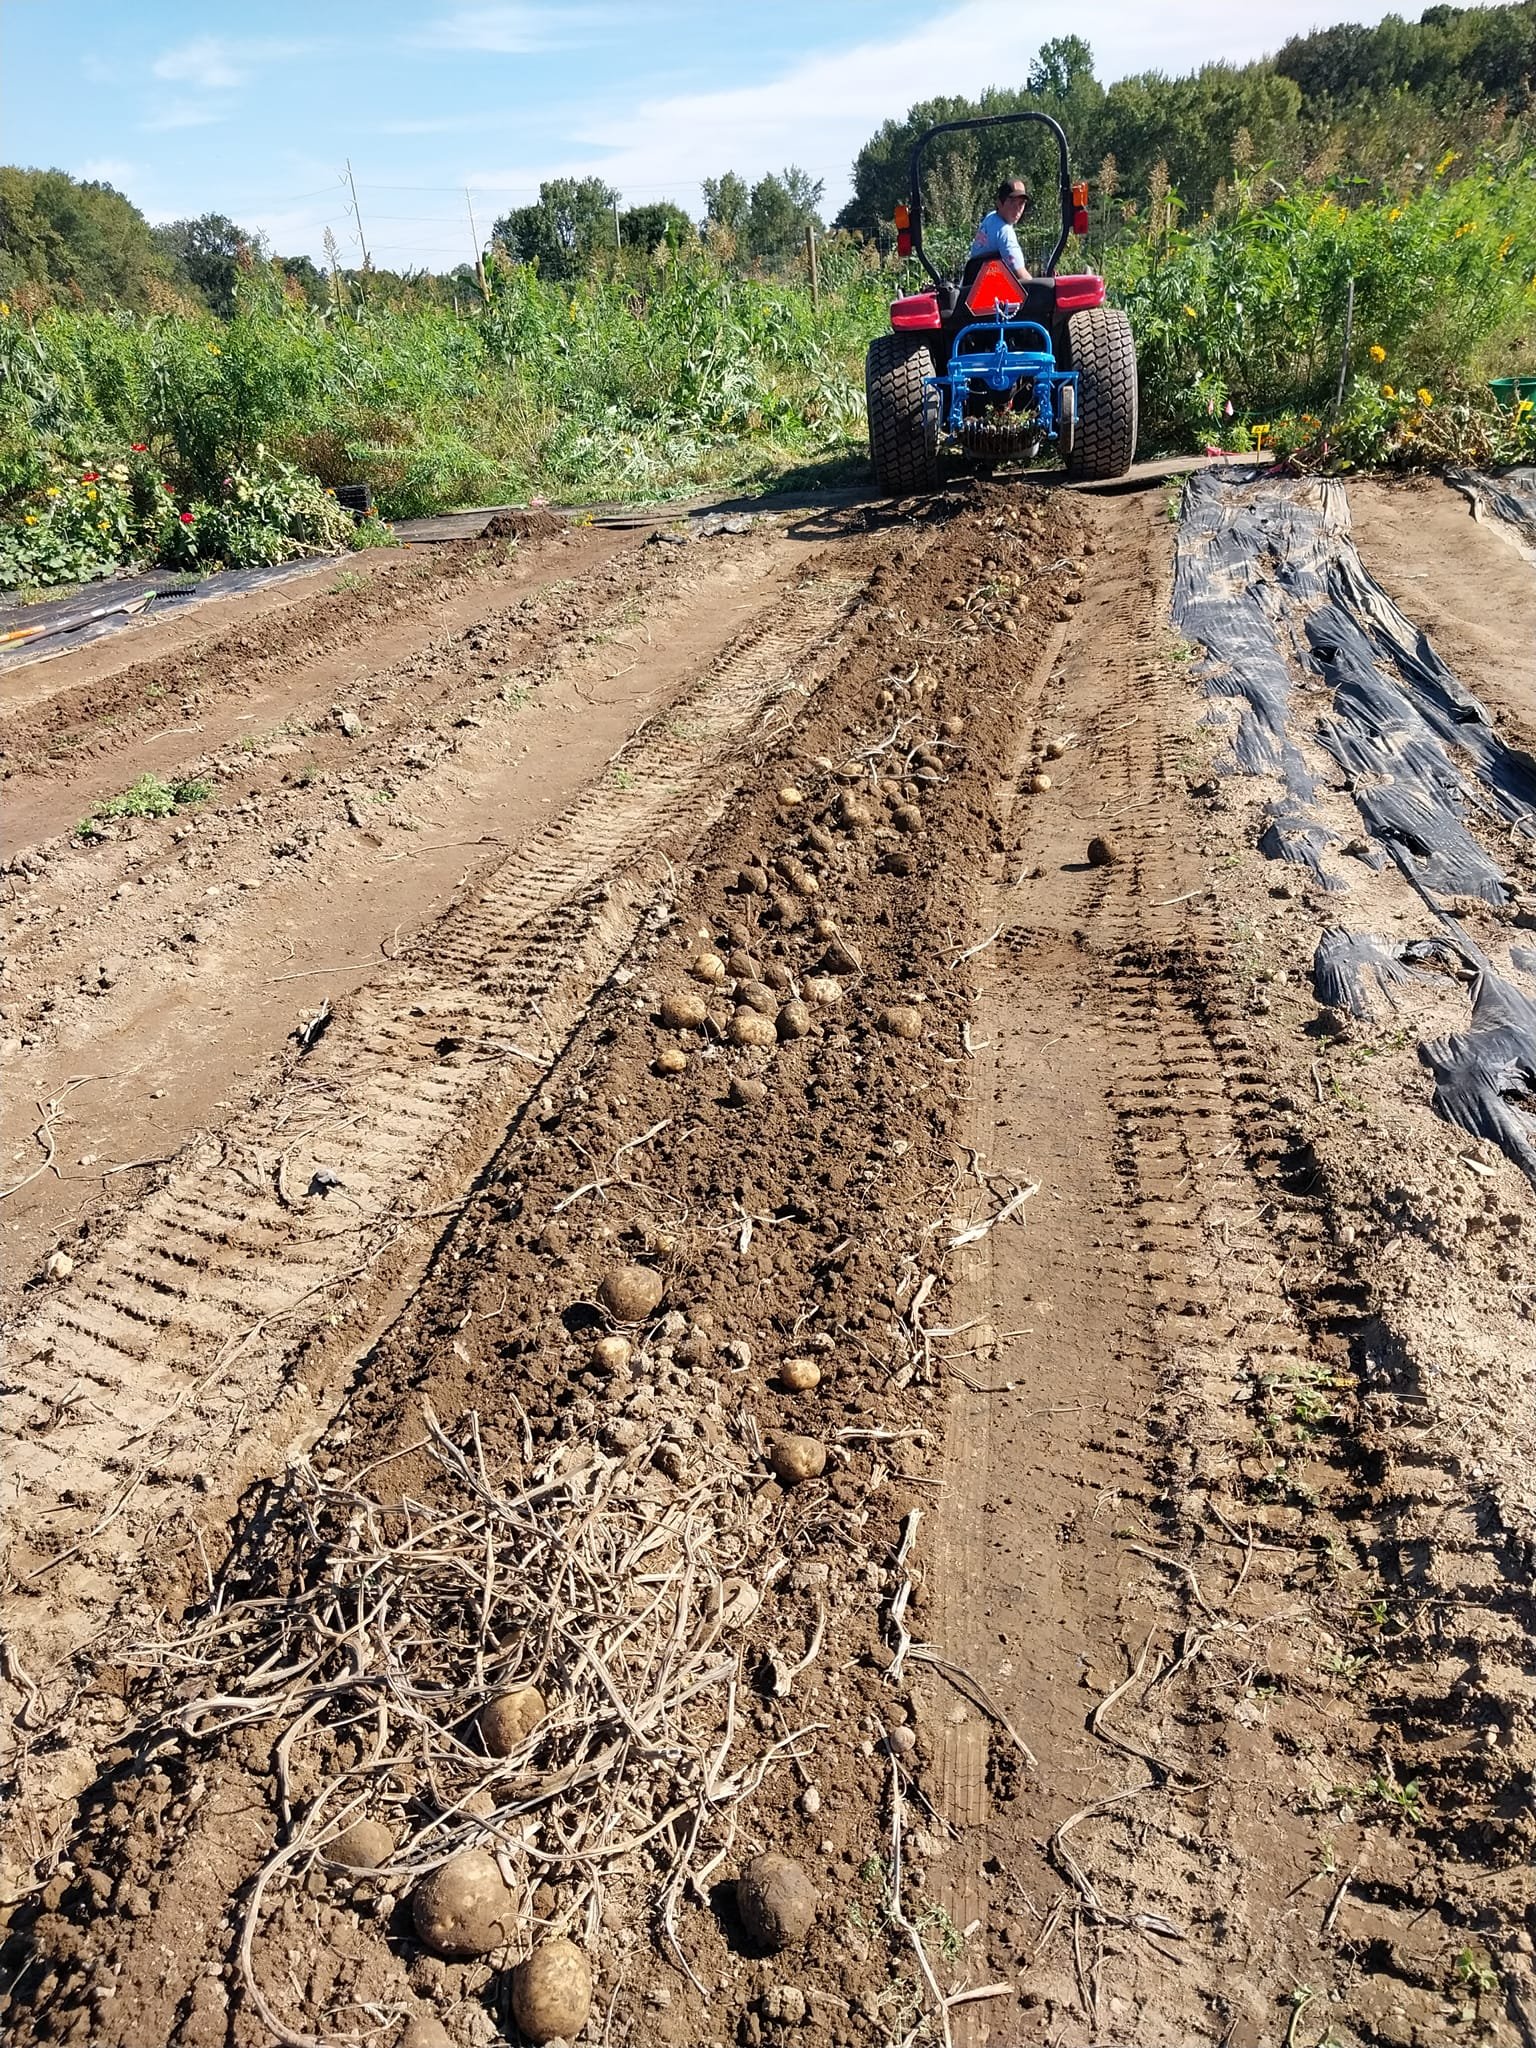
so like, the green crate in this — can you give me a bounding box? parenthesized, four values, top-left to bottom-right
(1489, 375, 1536, 409)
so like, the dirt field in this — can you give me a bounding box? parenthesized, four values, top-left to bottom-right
(2, 471, 1534, 2048)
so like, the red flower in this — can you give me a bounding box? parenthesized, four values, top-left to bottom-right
(180, 511, 194, 525)
(163, 482, 175, 495)
(81, 470, 99, 482)
(131, 442, 148, 453)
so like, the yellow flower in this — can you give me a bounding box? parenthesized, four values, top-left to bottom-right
(1182, 303, 1197, 317)
(207, 341, 221, 354)
(1453, 221, 1477, 239)
(86, 487, 98, 501)
(46, 486, 59, 497)
(0, 301, 9, 317)
(1435, 150, 1458, 175)
(1387, 207, 1402, 221)
(24, 513, 37, 525)
(1416, 387, 1432, 405)
(98, 518, 109, 530)
(1499, 236, 1515, 258)
(1382, 384, 1395, 398)
(1368, 344, 1385, 362)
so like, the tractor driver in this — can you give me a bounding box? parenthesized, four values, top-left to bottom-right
(970, 178, 1033, 290)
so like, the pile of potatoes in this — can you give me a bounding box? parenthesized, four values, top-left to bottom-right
(648, 725, 969, 1079)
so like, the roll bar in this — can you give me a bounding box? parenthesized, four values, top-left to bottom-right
(907, 110, 1074, 284)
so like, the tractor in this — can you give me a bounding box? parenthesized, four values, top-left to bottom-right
(865, 110, 1138, 491)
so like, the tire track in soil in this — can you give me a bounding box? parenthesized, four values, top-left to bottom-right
(924, 494, 1348, 2045)
(2, 562, 867, 1682)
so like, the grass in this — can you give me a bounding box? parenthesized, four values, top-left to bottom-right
(78, 772, 212, 838)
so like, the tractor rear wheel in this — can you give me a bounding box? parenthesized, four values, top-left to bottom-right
(866, 335, 939, 494)
(1065, 306, 1137, 481)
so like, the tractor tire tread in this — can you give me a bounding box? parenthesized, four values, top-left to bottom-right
(1065, 305, 1138, 481)
(866, 334, 940, 495)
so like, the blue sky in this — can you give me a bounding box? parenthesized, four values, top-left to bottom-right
(6, 0, 1410, 268)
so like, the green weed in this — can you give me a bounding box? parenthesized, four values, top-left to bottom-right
(79, 773, 211, 838)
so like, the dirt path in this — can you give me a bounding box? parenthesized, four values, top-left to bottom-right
(2, 473, 1533, 2048)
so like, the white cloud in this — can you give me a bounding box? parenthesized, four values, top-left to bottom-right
(412, 5, 613, 54)
(463, 0, 1408, 217)
(152, 36, 313, 91)
(142, 101, 225, 133)
(78, 158, 139, 190)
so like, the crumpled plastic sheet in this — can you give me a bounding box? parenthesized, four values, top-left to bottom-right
(0, 557, 337, 674)
(1447, 466, 1536, 560)
(1176, 468, 1536, 1182)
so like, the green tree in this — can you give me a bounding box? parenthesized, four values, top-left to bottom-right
(153, 214, 266, 317)
(0, 167, 175, 311)
(702, 171, 751, 236)
(619, 200, 695, 252)
(492, 177, 621, 280)
(744, 166, 824, 263)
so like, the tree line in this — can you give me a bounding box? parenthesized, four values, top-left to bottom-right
(3, 2, 1531, 316)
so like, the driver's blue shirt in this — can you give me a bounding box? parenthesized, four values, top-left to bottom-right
(970, 210, 1030, 284)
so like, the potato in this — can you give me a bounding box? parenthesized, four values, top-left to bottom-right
(738, 865, 769, 894)
(768, 1434, 826, 1486)
(726, 949, 760, 982)
(44, 1250, 73, 1283)
(778, 1356, 821, 1393)
(875, 1004, 923, 1040)
(941, 715, 965, 737)
(658, 989, 708, 1030)
(729, 1008, 778, 1049)
(1028, 772, 1053, 793)
(1087, 834, 1117, 867)
(599, 1264, 664, 1321)
(1044, 737, 1067, 759)
(401, 2016, 453, 2048)
(777, 785, 804, 807)
(774, 856, 818, 897)
(819, 934, 862, 974)
(480, 1684, 546, 1756)
(804, 823, 836, 855)
(736, 979, 779, 1016)
(654, 1046, 688, 1076)
(776, 1000, 812, 1041)
(411, 1849, 519, 1957)
(891, 803, 923, 835)
(803, 975, 842, 1007)
(728, 1076, 768, 1107)
(690, 951, 727, 983)
(737, 1852, 818, 1950)
(589, 1333, 632, 1373)
(327, 1819, 395, 1871)
(837, 797, 873, 830)
(511, 1937, 593, 2044)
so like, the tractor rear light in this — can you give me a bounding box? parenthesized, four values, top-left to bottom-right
(897, 229, 913, 257)
(893, 203, 910, 229)
(1070, 181, 1090, 236)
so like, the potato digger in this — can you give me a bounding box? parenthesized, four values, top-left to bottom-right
(866, 110, 1138, 490)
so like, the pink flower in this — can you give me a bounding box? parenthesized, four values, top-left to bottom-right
(131, 442, 148, 453)
(1223, 400, 1234, 417)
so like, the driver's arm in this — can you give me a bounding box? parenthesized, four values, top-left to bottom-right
(998, 218, 1032, 285)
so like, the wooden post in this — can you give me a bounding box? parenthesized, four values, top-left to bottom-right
(806, 224, 820, 309)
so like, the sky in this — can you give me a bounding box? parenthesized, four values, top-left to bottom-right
(4, 0, 1416, 269)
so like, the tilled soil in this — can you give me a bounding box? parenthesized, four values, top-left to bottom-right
(2, 473, 1534, 2048)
